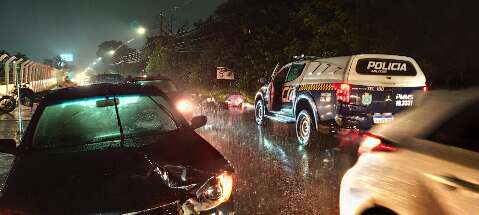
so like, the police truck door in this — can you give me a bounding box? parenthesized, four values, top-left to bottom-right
(281, 63, 305, 117)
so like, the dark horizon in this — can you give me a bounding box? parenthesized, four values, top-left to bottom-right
(0, 0, 224, 68)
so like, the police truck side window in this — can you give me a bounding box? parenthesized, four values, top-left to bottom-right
(285, 63, 305, 82)
(274, 66, 290, 84)
(428, 101, 479, 153)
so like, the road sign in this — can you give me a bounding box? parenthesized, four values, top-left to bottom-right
(216, 67, 234, 80)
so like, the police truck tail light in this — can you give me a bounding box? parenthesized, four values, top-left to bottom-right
(358, 133, 397, 155)
(334, 83, 351, 104)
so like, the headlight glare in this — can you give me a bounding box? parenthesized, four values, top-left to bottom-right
(190, 172, 233, 211)
(176, 99, 193, 113)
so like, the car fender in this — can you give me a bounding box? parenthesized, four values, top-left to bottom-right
(255, 91, 264, 103)
(294, 93, 319, 130)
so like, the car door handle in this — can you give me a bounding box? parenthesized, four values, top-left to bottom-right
(425, 173, 479, 194)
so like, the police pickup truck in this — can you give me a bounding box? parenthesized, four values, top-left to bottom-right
(254, 54, 427, 146)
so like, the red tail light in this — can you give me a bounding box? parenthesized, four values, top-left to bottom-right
(358, 133, 396, 155)
(334, 83, 351, 104)
(422, 85, 428, 92)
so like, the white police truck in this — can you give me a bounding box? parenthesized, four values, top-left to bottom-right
(254, 54, 427, 145)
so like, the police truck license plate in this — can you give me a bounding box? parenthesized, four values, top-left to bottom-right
(373, 114, 394, 124)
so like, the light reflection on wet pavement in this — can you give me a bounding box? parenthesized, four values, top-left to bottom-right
(196, 109, 356, 215)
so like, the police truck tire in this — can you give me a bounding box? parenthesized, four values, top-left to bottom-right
(296, 110, 319, 146)
(255, 99, 267, 126)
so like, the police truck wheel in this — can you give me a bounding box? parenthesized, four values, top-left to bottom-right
(296, 110, 319, 146)
(255, 100, 267, 126)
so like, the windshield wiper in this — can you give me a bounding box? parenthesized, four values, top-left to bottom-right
(112, 95, 126, 147)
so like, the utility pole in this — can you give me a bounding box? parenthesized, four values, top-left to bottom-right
(159, 12, 164, 36)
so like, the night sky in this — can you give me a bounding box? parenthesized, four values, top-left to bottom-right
(0, 0, 224, 68)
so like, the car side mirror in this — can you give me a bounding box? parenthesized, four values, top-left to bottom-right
(259, 78, 267, 85)
(0, 139, 17, 155)
(191, 115, 207, 129)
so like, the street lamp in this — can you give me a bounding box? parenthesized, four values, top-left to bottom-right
(108, 50, 116, 56)
(136, 26, 146, 35)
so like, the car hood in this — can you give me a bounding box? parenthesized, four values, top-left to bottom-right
(0, 131, 231, 214)
(165, 92, 187, 102)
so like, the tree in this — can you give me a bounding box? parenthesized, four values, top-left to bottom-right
(96, 40, 129, 65)
(43, 59, 55, 67)
(14, 53, 29, 61)
(0, 50, 11, 56)
(53, 55, 66, 69)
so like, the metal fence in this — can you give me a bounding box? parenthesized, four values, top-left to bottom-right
(0, 53, 63, 96)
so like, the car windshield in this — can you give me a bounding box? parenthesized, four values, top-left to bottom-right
(33, 94, 178, 149)
(137, 80, 178, 93)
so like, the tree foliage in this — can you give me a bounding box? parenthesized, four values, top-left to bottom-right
(145, 0, 478, 91)
(96, 40, 128, 64)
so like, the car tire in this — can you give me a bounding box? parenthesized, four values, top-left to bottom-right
(296, 110, 319, 146)
(20, 95, 34, 107)
(255, 99, 267, 126)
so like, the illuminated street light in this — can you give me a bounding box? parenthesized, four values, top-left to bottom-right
(136, 26, 146, 35)
(108, 50, 116, 55)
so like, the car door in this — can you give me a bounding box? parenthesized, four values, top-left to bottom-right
(267, 64, 290, 111)
(418, 101, 479, 215)
(280, 62, 306, 117)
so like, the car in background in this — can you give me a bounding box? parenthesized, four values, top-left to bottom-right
(87, 73, 127, 85)
(225, 93, 244, 108)
(0, 84, 235, 214)
(133, 75, 194, 119)
(255, 54, 428, 146)
(340, 88, 479, 215)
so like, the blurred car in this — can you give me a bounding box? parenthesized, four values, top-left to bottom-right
(225, 93, 244, 108)
(134, 75, 194, 119)
(340, 88, 479, 215)
(86, 73, 127, 85)
(0, 84, 235, 214)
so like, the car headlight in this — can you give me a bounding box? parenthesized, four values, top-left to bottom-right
(186, 172, 234, 212)
(176, 99, 193, 113)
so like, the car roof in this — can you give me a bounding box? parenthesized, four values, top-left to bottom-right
(371, 87, 479, 141)
(42, 83, 166, 105)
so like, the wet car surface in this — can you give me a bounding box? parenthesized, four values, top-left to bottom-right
(196, 109, 356, 214)
(0, 84, 235, 214)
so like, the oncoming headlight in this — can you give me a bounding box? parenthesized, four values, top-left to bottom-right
(185, 172, 234, 212)
(176, 99, 193, 113)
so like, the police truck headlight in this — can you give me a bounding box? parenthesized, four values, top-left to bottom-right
(186, 172, 234, 212)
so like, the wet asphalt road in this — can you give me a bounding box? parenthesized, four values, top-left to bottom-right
(196, 108, 356, 215)
(0, 107, 356, 215)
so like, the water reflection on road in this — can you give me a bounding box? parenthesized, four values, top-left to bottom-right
(197, 109, 355, 214)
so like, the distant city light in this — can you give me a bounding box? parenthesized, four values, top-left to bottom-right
(108, 50, 116, 55)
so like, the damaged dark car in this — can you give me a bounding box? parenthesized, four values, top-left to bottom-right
(0, 84, 235, 214)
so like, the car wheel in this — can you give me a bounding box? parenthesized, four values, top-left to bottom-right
(296, 110, 319, 146)
(255, 99, 267, 126)
(0, 96, 16, 113)
(21, 96, 33, 107)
